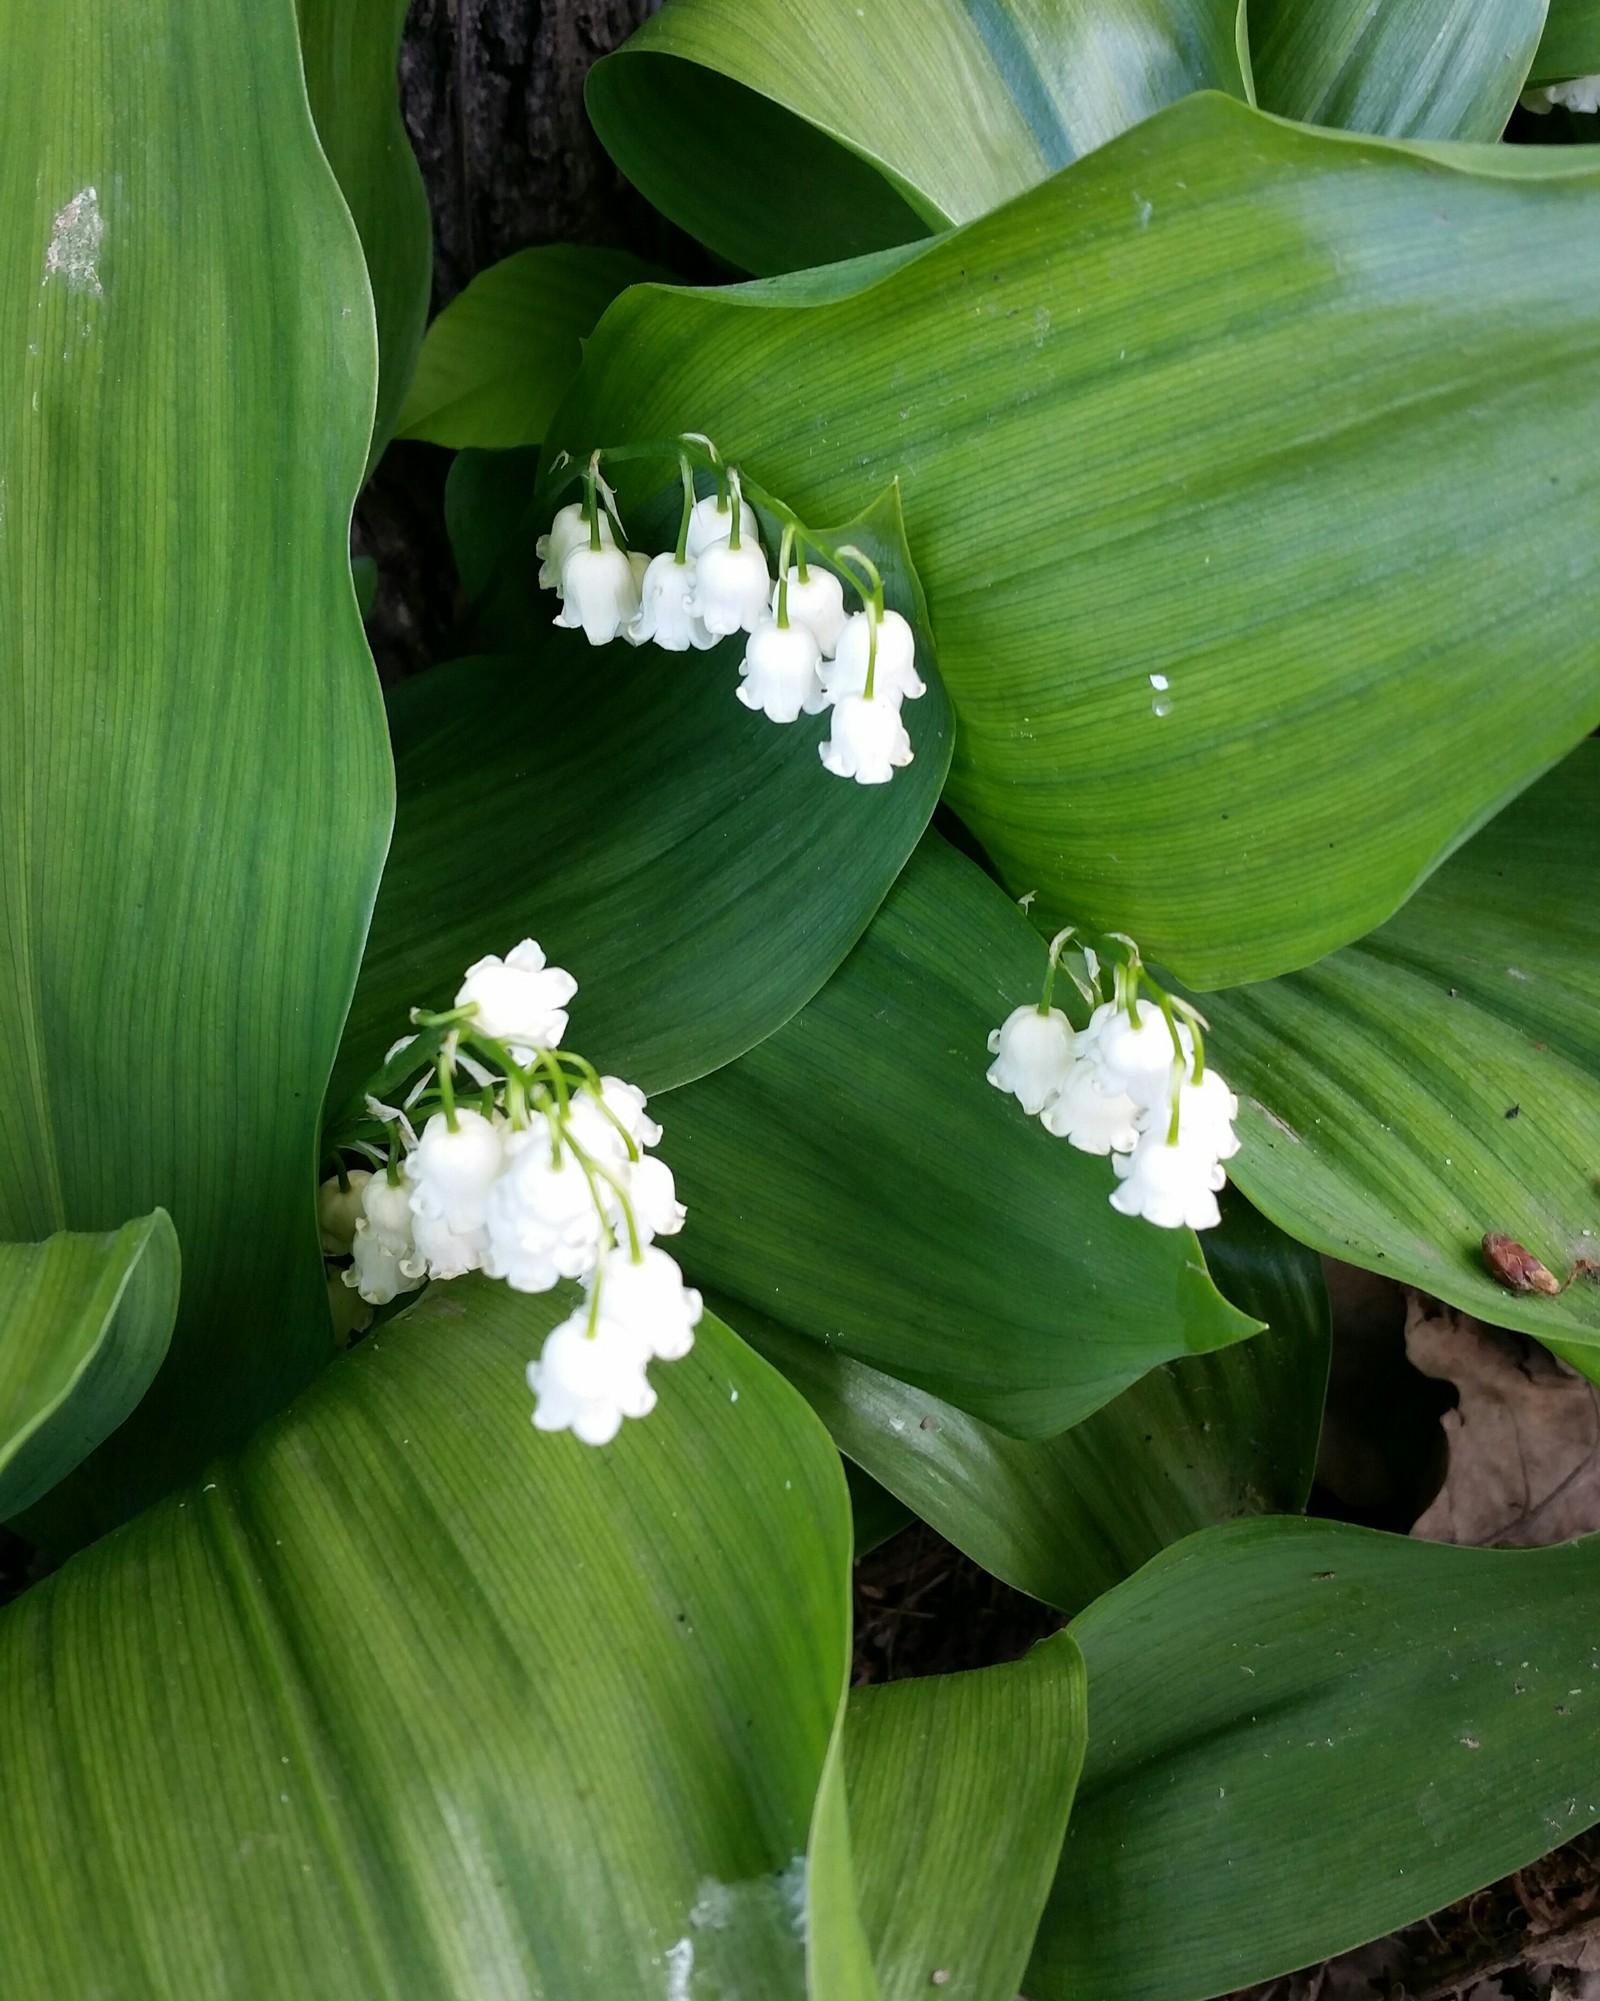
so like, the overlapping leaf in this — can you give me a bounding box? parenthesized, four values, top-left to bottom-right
(662, 835, 1257, 1440)
(0, 0, 391, 1537)
(1530, 0, 1600, 82)
(556, 94, 1600, 987)
(588, 0, 1248, 272)
(1207, 739, 1600, 1349)
(845, 1636, 1086, 2000)
(0, 1278, 865, 1997)
(1250, 0, 1547, 139)
(0, 1213, 178, 1519)
(299, 0, 432, 460)
(721, 1196, 1326, 1609)
(397, 245, 662, 450)
(332, 486, 951, 1106)
(1031, 1519, 1600, 2001)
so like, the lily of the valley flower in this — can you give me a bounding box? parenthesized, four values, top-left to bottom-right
(456, 940, 577, 1059)
(1110, 1128, 1229, 1231)
(819, 692, 914, 785)
(537, 500, 614, 594)
(738, 615, 827, 723)
(694, 534, 771, 637)
(986, 1004, 1076, 1116)
(317, 1170, 371, 1256)
(685, 491, 760, 558)
(628, 551, 715, 651)
(772, 565, 848, 657)
(820, 608, 926, 708)
(555, 542, 641, 646)
(526, 1305, 657, 1446)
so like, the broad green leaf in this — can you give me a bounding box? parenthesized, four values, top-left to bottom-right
(805, 1732, 883, 2001)
(1206, 738, 1600, 1351)
(0, 0, 391, 1535)
(1530, 0, 1600, 82)
(719, 1196, 1326, 1610)
(444, 444, 543, 599)
(0, 1213, 179, 1519)
(397, 245, 663, 450)
(299, 0, 433, 460)
(555, 94, 1600, 987)
(588, 0, 1250, 273)
(1250, 0, 1547, 139)
(0, 1278, 864, 1997)
(845, 1634, 1087, 2001)
(331, 485, 952, 1107)
(845, 1460, 914, 1555)
(663, 835, 1257, 1441)
(1030, 1519, 1600, 2001)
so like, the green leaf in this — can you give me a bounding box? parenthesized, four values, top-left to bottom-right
(1205, 738, 1600, 1352)
(331, 484, 952, 1106)
(845, 1460, 915, 1556)
(587, 0, 1249, 274)
(718, 1195, 1326, 1610)
(0, 1277, 866, 1996)
(1030, 1519, 1600, 2001)
(0, 0, 392, 1537)
(1250, 0, 1547, 139)
(555, 93, 1600, 987)
(443, 445, 544, 600)
(1529, 0, 1600, 83)
(0, 1213, 179, 1519)
(299, 0, 433, 461)
(662, 834, 1257, 1441)
(397, 245, 664, 449)
(845, 1634, 1087, 2001)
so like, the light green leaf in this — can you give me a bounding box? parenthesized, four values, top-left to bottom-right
(805, 1732, 883, 2001)
(397, 245, 663, 449)
(299, 0, 432, 461)
(1206, 738, 1600, 1351)
(1030, 1519, 1600, 2001)
(555, 93, 1600, 987)
(588, 0, 1249, 273)
(1250, 0, 1547, 139)
(845, 1634, 1087, 2001)
(719, 1195, 1326, 1610)
(0, 1213, 179, 1519)
(1529, 0, 1600, 82)
(331, 484, 951, 1106)
(0, 1278, 864, 1997)
(663, 835, 1258, 1441)
(0, 0, 391, 1538)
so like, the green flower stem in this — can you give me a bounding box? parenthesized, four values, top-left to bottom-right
(776, 524, 796, 626)
(675, 455, 695, 565)
(1039, 928, 1075, 1015)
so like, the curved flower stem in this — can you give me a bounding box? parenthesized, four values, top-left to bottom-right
(1039, 928, 1075, 1015)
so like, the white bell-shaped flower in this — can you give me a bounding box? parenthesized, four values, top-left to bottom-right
(408, 1208, 487, 1282)
(404, 1108, 504, 1231)
(566, 1077, 662, 1170)
(685, 492, 760, 559)
(820, 609, 925, 709)
(628, 551, 716, 651)
(456, 939, 577, 1059)
(1154, 1066, 1241, 1160)
(483, 1125, 609, 1292)
(344, 1216, 425, 1305)
(694, 537, 771, 638)
(1539, 74, 1600, 113)
(630, 1154, 687, 1240)
(1040, 1067, 1142, 1155)
(359, 1172, 416, 1255)
(819, 693, 914, 785)
(593, 1245, 702, 1361)
(526, 1305, 656, 1446)
(1109, 1130, 1227, 1231)
(985, 1005, 1076, 1116)
(737, 616, 826, 724)
(537, 501, 614, 595)
(318, 1170, 371, 1256)
(554, 542, 641, 646)
(772, 566, 848, 657)
(1090, 998, 1193, 1105)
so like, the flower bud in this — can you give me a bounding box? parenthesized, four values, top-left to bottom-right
(318, 1170, 371, 1256)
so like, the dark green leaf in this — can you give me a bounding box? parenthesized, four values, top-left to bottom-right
(717, 1195, 1325, 1609)
(299, 0, 433, 461)
(1206, 738, 1600, 1351)
(0, 1278, 864, 1996)
(332, 484, 951, 1105)
(1031, 1519, 1600, 2001)
(0, 1213, 179, 1519)
(555, 94, 1600, 986)
(398, 245, 664, 450)
(845, 1460, 914, 1556)
(587, 0, 1249, 273)
(0, 0, 392, 1537)
(1529, 0, 1600, 83)
(664, 835, 1258, 1441)
(845, 1634, 1087, 2001)
(1251, 0, 1547, 139)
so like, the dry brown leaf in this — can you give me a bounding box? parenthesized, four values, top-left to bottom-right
(1406, 1289, 1600, 1548)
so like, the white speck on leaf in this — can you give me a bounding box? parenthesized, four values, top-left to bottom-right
(43, 186, 104, 296)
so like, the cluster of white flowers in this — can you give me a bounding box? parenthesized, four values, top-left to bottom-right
(986, 934, 1240, 1230)
(1521, 74, 1600, 114)
(320, 939, 700, 1446)
(536, 444, 926, 786)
